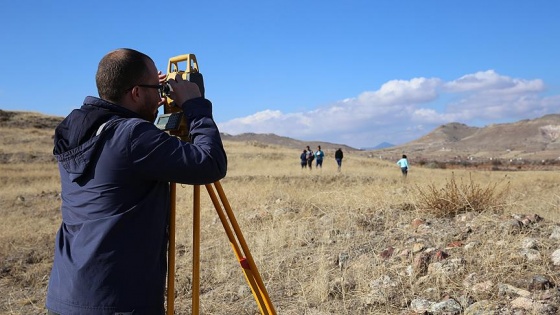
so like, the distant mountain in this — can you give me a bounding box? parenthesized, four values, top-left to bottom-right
(374, 142, 395, 149)
(359, 142, 395, 150)
(371, 114, 560, 161)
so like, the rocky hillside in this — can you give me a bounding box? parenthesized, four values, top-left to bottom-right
(373, 114, 560, 162)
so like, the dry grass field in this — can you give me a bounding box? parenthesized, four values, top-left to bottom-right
(2, 117, 560, 314)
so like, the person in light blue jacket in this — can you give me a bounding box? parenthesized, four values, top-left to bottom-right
(46, 48, 227, 315)
(396, 154, 409, 177)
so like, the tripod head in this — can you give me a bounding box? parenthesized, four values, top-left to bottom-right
(155, 54, 204, 139)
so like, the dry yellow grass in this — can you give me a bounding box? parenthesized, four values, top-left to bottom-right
(1, 135, 560, 314)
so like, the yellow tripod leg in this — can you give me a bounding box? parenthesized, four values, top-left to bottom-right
(168, 181, 276, 315)
(213, 182, 276, 315)
(192, 185, 201, 314)
(167, 184, 202, 315)
(166, 183, 176, 315)
(205, 182, 277, 315)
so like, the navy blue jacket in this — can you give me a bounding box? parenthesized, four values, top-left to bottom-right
(46, 96, 227, 314)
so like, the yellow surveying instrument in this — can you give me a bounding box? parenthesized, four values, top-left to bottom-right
(156, 54, 276, 315)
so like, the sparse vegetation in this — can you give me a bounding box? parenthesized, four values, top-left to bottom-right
(2, 112, 560, 314)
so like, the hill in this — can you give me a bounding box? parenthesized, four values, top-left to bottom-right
(221, 132, 356, 152)
(371, 114, 560, 163)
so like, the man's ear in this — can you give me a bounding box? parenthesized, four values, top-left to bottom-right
(129, 86, 141, 102)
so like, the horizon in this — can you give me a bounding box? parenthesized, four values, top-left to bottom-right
(1, 1, 559, 148)
(2, 108, 559, 151)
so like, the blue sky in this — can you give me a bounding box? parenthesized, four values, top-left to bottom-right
(1, 1, 559, 148)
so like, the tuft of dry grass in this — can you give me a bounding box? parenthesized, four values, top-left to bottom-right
(415, 172, 510, 217)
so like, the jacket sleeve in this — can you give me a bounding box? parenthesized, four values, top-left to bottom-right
(127, 98, 227, 185)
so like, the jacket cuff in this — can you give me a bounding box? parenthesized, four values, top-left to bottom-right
(180, 97, 213, 119)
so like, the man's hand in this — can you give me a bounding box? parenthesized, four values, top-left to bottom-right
(166, 75, 202, 107)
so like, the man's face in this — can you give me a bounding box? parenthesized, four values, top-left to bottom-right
(138, 59, 163, 122)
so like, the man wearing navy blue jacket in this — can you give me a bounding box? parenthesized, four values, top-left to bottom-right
(46, 48, 227, 315)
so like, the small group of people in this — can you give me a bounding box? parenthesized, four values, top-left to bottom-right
(298, 147, 407, 177)
(300, 146, 344, 171)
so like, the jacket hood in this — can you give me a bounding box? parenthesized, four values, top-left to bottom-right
(53, 96, 140, 181)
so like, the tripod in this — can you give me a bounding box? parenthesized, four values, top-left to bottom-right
(160, 54, 275, 314)
(166, 181, 276, 314)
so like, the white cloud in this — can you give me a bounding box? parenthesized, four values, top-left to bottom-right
(444, 70, 544, 94)
(218, 70, 557, 148)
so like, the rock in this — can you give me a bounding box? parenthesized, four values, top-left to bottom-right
(520, 248, 542, 261)
(432, 249, 449, 261)
(510, 297, 557, 314)
(366, 276, 396, 305)
(549, 226, 560, 240)
(411, 218, 425, 229)
(464, 300, 497, 315)
(412, 243, 425, 253)
(428, 258, 465, 276)
(529, 275, 554, 291)
(409, 298, 433, 313)
(464, 241, 481, 250)
(498, 283, 531, 298)
(471, 280, 494, 293)
(379, 246, 394, 259)
(429, 298, 462, 314)
(551, 249, 560, 266)
(15, 195, 25, 204)
(521, 237, 539, 249)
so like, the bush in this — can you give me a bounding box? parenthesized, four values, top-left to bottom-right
(415, 173, 510, 217)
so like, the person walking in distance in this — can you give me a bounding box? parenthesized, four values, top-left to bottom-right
(335, 148, 343, 172)
(306, 145, 314, 170)
(315, 145, 324, 169)
(300, 149, 308, 169)
(397, 154, 409, 178)
(46, 48, 227, 315)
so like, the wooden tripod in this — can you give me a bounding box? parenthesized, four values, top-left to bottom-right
(161, 53, 275, 314)
(166, 181, 276, 314)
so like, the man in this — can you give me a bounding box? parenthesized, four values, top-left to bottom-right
(335, 148, 343, 172)
(46, 48, 227, 315)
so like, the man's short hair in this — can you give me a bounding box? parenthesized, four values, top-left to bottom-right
(96, 48, 152, 103)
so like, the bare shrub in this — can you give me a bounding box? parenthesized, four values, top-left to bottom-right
(415, 172, 510, 217)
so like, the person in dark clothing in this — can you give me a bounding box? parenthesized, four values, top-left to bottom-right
(46, 48, 227, 315)
(335, 148, 344, 171)
(300, 149, 308, 168)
